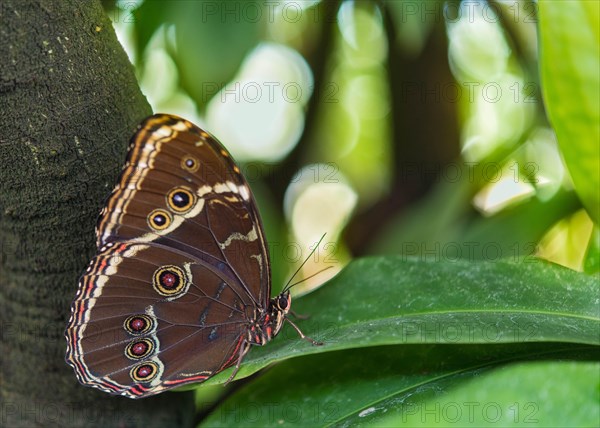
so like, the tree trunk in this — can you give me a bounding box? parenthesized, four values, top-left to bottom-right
(0, 1, 194, 426)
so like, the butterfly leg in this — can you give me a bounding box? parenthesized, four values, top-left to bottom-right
(289, 309, 310, 320)
(285, 318, 323, 346)
(224, 341, 251, 385)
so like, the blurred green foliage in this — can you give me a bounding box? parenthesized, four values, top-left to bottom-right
(103, 0, 599, 426)
(106, 0, 599, 274)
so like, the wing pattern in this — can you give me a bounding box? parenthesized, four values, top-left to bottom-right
(65, 114, 272, 398)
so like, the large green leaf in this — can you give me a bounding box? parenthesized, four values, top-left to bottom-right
(538, 1, 600, 224)
(196, 256, 598, 388)
(199, 343, 598, 427)
(370, 360, 600, 427)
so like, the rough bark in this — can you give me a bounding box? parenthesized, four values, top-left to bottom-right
(0, 1, 194, 426)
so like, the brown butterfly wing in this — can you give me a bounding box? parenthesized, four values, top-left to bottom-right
(66, 114, 270, 397)
(96, 114, 270, 306)
(66, 242, 250, 398)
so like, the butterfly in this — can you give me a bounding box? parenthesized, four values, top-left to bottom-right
(65, 114, 321, 398)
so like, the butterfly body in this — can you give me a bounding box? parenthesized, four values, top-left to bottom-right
(65, 114, 303, 399)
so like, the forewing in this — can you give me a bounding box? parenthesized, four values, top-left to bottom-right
(96, 114, 270, 305)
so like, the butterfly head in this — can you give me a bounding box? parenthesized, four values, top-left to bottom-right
(274, 290, 292, 313)
(266, 290, 291, 340)
(247, 291, 291, 346)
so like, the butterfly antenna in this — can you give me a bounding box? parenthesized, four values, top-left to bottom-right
(284, 266, 334, 291)
(282, 233, 327, 293)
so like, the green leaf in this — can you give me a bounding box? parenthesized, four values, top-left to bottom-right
(199, 344, 598, 427)
(198, 256, 599, 387)
(584, 226, 600, 274)
(370, 360, 600, 427)
(538, 1, 600, 224)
